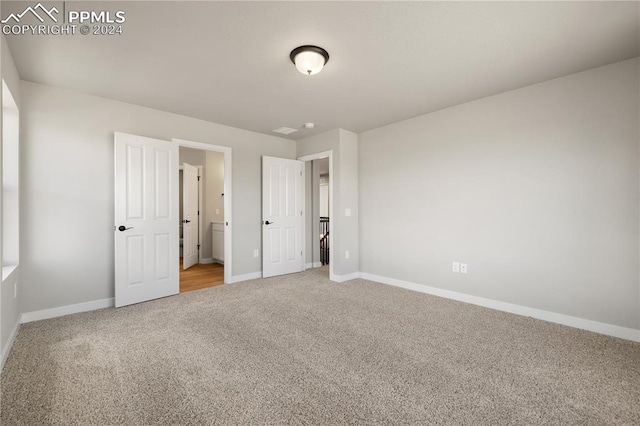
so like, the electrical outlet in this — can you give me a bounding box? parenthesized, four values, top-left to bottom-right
(14, 282, 17, 298)
(253, 249, 259, 258)
(460, 263, 468, 274)
(345, 250, 350, 259)
(452, 262, 460, 273)
(345, 208, 351, 217)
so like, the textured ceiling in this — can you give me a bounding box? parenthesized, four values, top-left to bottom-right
(4, 1, 639, 139)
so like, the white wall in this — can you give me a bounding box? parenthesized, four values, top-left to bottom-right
(319, 174, 329, 217)
(359, 58, 640, 330)
(179, 147, 206, 166)
(338, 130, 359, 274)
(20, 81, 295, 314)
(297, 129, 359, 277)
(205, 150, 225, 235)
(1, 34, 21, 365)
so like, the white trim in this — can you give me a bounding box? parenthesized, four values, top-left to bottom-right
(333, 272, 361, 283)
(200, 258, 214, 264)
(20, 298, 114, 324)
(360, 272, 640, 343)
(1, 319, 20, 371)
(305, 262, 323, 269)
(298, 150, 335, 282)
(173, 138, 232, 285)
(229, 272, 262, 284)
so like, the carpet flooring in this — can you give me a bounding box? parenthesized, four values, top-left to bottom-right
(1, 267, 639, 425)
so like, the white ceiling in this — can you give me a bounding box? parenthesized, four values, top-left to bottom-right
(4, 1, 639, 139)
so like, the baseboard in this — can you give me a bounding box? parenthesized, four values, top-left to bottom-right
(1, 319, 20, 371)
(332, 272, 360, 283)
(305, 262, 323, 269)
(229, 272, 262, 284)
(360, 273, 640, 343)
(21, 298, 114, 324)
(213, 258, 225, 265)
(200, 258, 214, 264)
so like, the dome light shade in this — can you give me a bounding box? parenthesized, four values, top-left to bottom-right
(290, 45, 329, 75)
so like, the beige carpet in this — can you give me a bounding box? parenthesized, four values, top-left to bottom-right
(2, 267, 639, 425)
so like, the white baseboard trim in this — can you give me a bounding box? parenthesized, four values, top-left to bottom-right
(360, 272, 640, 343)
(305, 262, 323, 269)
(333, 272, 361, 283)
(1, 319, 20, 371)
(200, 258, 214, 264)
(21, 298, 114, 324)
(229, 272, 262, 284)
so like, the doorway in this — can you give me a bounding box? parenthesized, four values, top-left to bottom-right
(298, 151, 334, 281)
(179, 147, 225, 292)
(176, 143, 231, 291)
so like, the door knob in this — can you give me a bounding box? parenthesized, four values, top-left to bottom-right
(118, 225, 133, 232)
(264, 221, 273, 225)
(182, 220, 191, 224)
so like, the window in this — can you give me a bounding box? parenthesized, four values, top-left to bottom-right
(2, 80, 19, 276)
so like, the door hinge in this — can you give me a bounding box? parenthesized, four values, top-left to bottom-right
(197, 244, 201, 250)
(198, 211, 200, 215)
(197, 176, 201, 181)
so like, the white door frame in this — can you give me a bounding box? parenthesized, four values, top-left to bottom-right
(173, 138, 232, 284)
(298, 150, 335, 282)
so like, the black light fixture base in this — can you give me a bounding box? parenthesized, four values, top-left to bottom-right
(289, 45, 330, 65)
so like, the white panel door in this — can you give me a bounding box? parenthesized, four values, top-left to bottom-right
(114, 132, 179, 308)
(262, 156, 304, 278)
(182, 162, 199, 270)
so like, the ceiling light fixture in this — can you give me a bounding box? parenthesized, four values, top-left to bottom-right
(290, 45, 329, 76)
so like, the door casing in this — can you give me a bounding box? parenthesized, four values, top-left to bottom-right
(173, 138, 232, 285)
(298, 150, 335, 282)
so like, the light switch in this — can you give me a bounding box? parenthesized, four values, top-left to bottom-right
(345, 208, 351, 217)
(216, 209, 220, 215)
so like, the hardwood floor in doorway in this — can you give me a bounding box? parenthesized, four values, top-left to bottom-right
(180, 259, 224, 293)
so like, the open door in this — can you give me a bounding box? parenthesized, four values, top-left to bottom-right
(262, 156, 304, 278)
(114, 132, 179, 308)
(182, 162, 199, 270)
